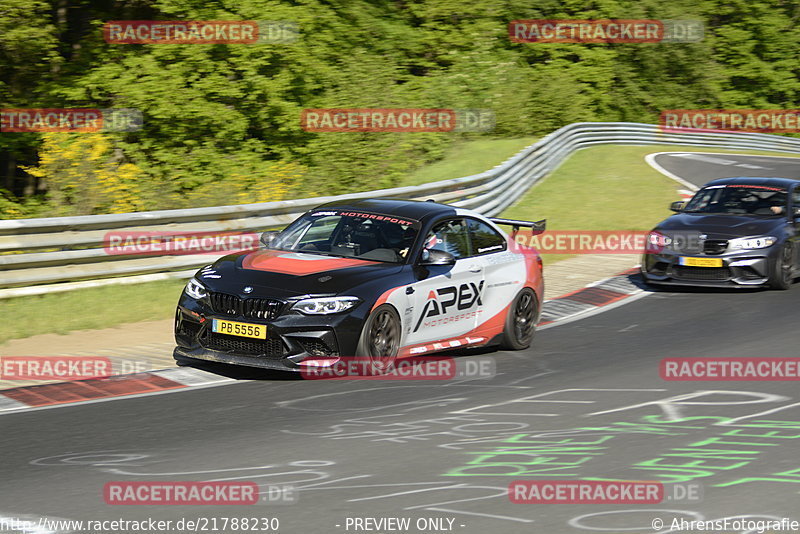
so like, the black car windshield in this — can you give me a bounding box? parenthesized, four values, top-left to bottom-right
(683, 185, 788, 216)
(271, 209, 420, 263)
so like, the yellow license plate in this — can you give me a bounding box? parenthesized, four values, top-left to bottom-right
(212, 318, 266, 339)
(680, 257, 723, 267)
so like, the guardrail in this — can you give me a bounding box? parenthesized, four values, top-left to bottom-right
(3, 121, 800, 298)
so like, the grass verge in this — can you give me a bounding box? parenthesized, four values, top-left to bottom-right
(0, 279, 186, 344)
(396, 137, 539, 186)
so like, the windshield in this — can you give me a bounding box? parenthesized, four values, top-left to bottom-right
(683, 185, 788, 216)
(271, 209, 420, 263)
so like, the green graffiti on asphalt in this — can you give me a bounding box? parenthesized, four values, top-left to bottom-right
(442, 418, 800, 487)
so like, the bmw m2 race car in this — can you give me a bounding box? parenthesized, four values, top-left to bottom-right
(174, 199, 545, 371)
(642, 177, 800, 289)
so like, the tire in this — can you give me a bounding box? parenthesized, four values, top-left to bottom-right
(500, 287, 538, 350)
(356, 304, 402, 373)
(768, 243, 794, 290)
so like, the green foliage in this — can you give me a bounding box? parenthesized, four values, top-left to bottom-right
(0, 189, 46, 219)
(1, 0, 798, 218)
(22, 133, 144, 215)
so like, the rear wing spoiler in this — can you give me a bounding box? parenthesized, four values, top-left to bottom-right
(489, 217, 546, 235)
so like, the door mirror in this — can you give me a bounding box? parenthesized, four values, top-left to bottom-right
(259, 231, 280, 248)
(793, 207, 800, 218)
(669, 200, 686, 212)
(419, 248, 456, 266)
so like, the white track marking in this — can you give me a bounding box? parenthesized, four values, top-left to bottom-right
(671, 153, 740, 165)
(644, 153, 699, 191)
(646, 151, 800, 192)
(0, 396, 28, 411)
(736, 163, 766, 169)
(540, 287, 649, 331)
(157, 367, 236, 386)
(667, 153, 767, 170)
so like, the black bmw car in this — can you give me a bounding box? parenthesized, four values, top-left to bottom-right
(174, 198, 545, 372)
(642, 177, 800, 289)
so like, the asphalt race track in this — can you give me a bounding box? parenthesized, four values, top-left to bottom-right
(652, 152, 800, 186)
(3, 153, 800, 534)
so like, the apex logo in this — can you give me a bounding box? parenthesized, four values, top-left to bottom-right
(413, 281, 484, 332)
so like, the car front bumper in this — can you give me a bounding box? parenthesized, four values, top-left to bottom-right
(173, 293, 367, 371)
(641, 247, 779, 288)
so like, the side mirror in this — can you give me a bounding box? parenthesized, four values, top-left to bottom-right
(259, 231, 280, 248)
(419, 248, 456, 266)
(669, 201, 686, 213)
(793, 207, 800, 218)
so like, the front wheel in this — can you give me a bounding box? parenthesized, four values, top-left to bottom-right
(500, 288, 538, 350)
(768, 243, 793, 290)
(356, 304, 401, 373)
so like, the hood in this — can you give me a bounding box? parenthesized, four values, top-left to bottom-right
(655, 212, 784, 239)
(196, 249, 404, 298)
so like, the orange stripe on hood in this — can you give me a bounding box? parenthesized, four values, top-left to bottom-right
(242, 250, 377, 275)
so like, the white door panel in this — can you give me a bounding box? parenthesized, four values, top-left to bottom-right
(404, 263, 484, 346)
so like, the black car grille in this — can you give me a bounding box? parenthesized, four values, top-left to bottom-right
(299, 340, 339, 358)
(209, 292, 284, 320)
(650, 261, 669, 276)
(178, 319, 202, 338)
(738, 266, 764, 280)
(703, 239, 728, 255)
(201, 332, 286, 358)
(672, 266, 731, 281)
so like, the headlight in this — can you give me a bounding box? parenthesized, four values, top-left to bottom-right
(646, 232, 672, 252)
(292, 296, 360, 315)
(648, 232, 672, 247)
(729, 236, 777, 250)
(185, 277, 208, 299)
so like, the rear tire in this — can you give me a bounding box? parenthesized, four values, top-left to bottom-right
(356, 304, 401, 373)
(500, 288, 538, 350)
(768, 243, 793, 290)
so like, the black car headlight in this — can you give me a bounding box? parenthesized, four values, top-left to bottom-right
(185, 277, 208, 299)
(646, 231, 672, 252)
(647, 231, 672, 247)
(292, 296, 360, 315)
(728, 236, 777, 250)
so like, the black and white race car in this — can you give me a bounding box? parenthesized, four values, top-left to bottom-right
(174, 198, 545, 372)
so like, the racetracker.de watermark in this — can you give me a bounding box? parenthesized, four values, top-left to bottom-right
(104, 21, 299, 44)
(300, 356, 496, 380)
(104, 231, 259, 256)
(661, 357, 800, 381)
(514, 231, 650, 254)
(300, 108, 494, 132)
(0, 356, 150, 381)
(509, 19, 703, 43)
(103, 482, 297, 505)
(0, 108, 142, 132)
(661, 109, 800, 133)
(509, 481, 702, 504)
